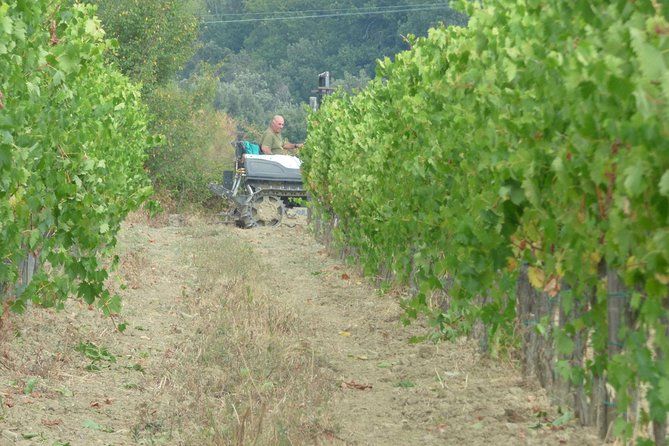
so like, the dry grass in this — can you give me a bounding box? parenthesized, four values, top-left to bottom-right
(147, 224, 338, 445)
(0, 218, 336, 446)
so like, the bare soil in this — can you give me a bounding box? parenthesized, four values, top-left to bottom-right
(0, 212, 602, 445)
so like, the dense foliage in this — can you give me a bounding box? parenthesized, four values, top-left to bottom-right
(145, 71, 236, 203)
(194, 0, 467, 139)
(86, 0, 234, 204)
(87, 0, 201, 90)
(302, 0, 669, 441)
(213, 51, 307, 143)
(200, 0, 466, 100)
(0, 1, 153, 313)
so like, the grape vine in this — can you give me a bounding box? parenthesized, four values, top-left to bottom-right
(0, 1, 153, 316)
(302, 0, 669, 441)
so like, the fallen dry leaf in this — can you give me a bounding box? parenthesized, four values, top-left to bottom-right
(428, 423, 448, 433)
(321, 430, 345, 442)
(504, 408, 526, 423)
(543, 275, 560, 297)
(341, 273, 350, 280)
(341, 380, 372, 390)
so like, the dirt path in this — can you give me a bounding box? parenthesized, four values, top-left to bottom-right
(237, 217, 601, 446)
(0, 214, 601, 445)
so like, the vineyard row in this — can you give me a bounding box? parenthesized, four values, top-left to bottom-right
(301, 1, 669, 443)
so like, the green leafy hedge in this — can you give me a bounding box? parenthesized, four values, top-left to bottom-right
(302, 0, 669, 441)
(0, 0, 153, 314)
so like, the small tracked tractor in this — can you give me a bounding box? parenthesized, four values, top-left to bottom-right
(208, 141, 308, 228)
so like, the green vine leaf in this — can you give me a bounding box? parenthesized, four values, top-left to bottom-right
(623, 163, 646, 197)
(659, 170, 669, 197)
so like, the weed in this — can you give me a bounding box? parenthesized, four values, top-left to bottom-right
(23, 377, 38, 395)
(75, 341, 116, 363)
(396, 379, 416, 388)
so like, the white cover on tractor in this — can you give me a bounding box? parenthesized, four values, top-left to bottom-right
(243, 154, 303, 181)
(245, 154, 302, 169)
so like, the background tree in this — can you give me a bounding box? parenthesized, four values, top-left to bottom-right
(214, 51, 308, 142)
(145, 70, 235, 203)
(90, 0, 201, 89)
(201, 0, 466, 102)
(88, 0, 235, 206)
(195, 0, 466, 142)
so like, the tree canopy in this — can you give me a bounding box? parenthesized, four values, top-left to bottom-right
(196, 0, 467, 138)
(89, 0, 201, 89)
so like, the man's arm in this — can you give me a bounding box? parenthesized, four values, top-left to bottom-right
(282, 142, 304, 150)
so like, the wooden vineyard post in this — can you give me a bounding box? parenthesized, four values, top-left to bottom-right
(517, 265, 536, 379)
(572, 303, 593, 425)
(556, 283, 592, 424)
(653, 293, 668, 446)
(477, 294, 490, 354)
(323, 214, 339, 254)
(516, 265, 557, 389)
(605, 267, 638, 441)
